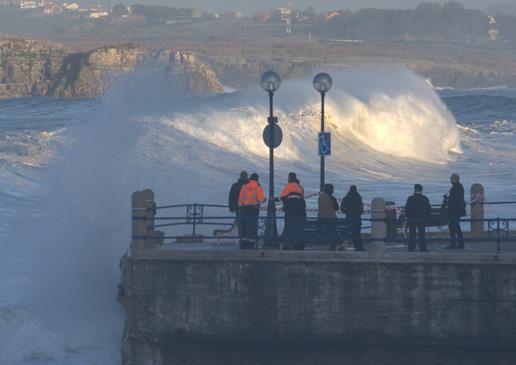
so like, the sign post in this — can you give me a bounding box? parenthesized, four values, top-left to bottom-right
(263, 120, 282, 149)
(318, 132, 331, 156)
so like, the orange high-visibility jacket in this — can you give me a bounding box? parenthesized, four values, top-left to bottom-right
(238, 180, 265, 207)
(280, 182, 304, 199)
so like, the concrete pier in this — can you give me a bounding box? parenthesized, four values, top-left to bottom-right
(118, 249, 516, 365)
(119, 187, 516, 365)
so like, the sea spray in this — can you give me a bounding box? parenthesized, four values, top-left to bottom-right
(0, 65, 195, 364)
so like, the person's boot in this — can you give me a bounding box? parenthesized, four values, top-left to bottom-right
(446, 240, 457, 249)
(239, 239, 254, 249)
(419, 241, 428, 252)
(408, 242, 415, 252)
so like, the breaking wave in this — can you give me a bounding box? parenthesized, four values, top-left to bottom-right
(332, 93, 461, 162)
(154, 67, 461, 166)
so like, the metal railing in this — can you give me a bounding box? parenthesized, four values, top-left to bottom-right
(132, 202, 516, 253)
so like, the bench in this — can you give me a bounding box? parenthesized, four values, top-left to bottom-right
(397, 208, 450, 246)
(398, 208, 449, 229)
(281, 218, 350, 250)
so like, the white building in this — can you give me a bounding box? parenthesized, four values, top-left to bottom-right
(488, 16, 500, 42)
(62, 2, 78, 11)
(20, 0, 38, 9)
(89, 10, 108, 18)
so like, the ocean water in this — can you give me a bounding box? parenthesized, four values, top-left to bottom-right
(0, 68, 516, 364)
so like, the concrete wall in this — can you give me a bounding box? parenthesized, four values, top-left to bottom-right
(118, 251, 516, 365)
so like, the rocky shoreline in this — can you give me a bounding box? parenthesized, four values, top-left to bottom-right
(0, 38, 224, 99)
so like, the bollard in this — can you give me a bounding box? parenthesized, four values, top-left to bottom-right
(470, 183, 485, 238)
(141, 189, 164, 249)
(131, 190, 147, 254)
(370, 198, 387, 259)
(131, 189, 163, 255)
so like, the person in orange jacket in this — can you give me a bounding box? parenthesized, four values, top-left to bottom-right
(280, 172, 306, 250)
(238, 173, 265, 249)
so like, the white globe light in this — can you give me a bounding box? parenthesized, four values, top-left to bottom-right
(313, 73, 333, 93)
(260, 71, 281, 93)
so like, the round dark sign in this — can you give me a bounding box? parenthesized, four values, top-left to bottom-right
(263, 124, 283, 149)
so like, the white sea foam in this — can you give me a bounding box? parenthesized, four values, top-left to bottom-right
(152, 68, 461, 165)
(330, 92, 461, 162)
(0, 306, 66, 363)
(0, 129, 67, 168)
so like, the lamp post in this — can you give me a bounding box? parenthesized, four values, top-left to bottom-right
(313, 72, 333, 191)
(260, 71, 282, 247)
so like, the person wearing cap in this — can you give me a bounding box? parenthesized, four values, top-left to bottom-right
(445, 173, 466, 249)
(280, 172, 306, 250)
(228, 171, 248, 238)
(340, 185, 365, 251)
(238, 173, 265, 249)
(404, 184, 432, 252)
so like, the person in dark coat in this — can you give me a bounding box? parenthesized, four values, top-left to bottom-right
(404, 184, 432, 252)
(318, 184, 340, 251)
(340, 185, 365, 251)
(228, 171, 247, 238)
(280, 172, 306, 250)
(445, 173, 466, 249)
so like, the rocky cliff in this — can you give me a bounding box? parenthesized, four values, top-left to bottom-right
(193, 41, 516, 90)
(0, 38, 224, 99)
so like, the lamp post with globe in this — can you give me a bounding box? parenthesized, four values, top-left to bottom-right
(313, 73, 333, 191)
(260, 71, 282, 247)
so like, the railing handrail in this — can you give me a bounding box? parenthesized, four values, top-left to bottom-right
(133, 200, 516, 254)
(152, 201, 516, 211)
(155, 203, 230, 210)
(133, 215, 516, 223)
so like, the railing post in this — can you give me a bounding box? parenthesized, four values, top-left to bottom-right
(497, 217, 501, 254)
(131, 190, 147, 254)
(470, 183, 485, 238)
(370, 197, 387, 259)
(143, 189, 164, 249)
(193, 203, 197, 236)
(181, 204, 204, 243)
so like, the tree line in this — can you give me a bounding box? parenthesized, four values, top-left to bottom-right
(316, 2, 490, 42)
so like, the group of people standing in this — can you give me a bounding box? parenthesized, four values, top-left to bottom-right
(404, 173, 466, 252)
(228, 171, 467, 252)
(228, 171, 366, 250)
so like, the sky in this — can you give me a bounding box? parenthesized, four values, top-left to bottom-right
(92, 0, 510, 14)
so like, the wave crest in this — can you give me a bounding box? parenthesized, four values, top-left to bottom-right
(331, 93, 461, 163)
(151, 68, 461, 165)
